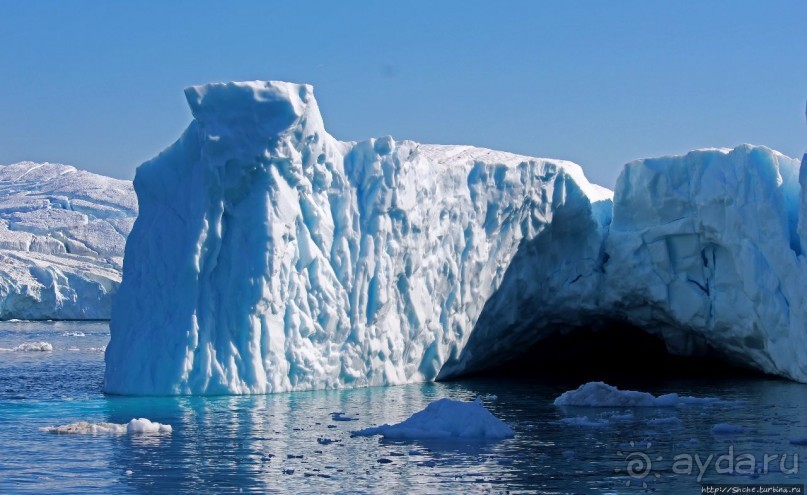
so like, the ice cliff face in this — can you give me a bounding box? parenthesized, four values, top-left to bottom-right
(103, 81, 611, 394)
(603, 146, 807, 381)
(104, 80, 807, 394)
(0, 162, 136, 319)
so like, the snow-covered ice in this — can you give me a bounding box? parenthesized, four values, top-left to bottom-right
(351, 397, 514, 440)
(40, 418, 172, 435)
(104, 79, 807, 394)
(0, 161, 136, 320)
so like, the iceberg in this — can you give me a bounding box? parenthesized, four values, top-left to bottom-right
(105, 79, 807, 395)
(603, 145, 807, 381)
(104, 80, 611, 395)
(0, 161, 137, 319)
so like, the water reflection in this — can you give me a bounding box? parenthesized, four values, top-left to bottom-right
(98, 383, 520, 494)
(3, 322, 807, 494)
(92, 377, 807, 494)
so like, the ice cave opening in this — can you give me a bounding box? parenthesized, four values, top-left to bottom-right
(455, 320, 771, 386)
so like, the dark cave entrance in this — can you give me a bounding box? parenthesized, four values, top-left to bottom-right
(462, 320, 770, 387)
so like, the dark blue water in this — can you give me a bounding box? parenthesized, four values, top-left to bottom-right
(1, 321, 806, 494)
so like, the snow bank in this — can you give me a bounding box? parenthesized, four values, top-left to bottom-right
(554, 382, 725, 407)
(40, 418, 172, 435)
(352, 397, 514, 440)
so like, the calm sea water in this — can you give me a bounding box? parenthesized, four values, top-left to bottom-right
(1, 321, 806, 494)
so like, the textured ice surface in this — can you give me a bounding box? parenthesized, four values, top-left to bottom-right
(352, 397, 514, 440)
(40, 418, 172, 435)
(105, 80, 807, 395)
(0, 162, 136, 319)
(104, 81, 611, 395)
(604, 146, 807, 382)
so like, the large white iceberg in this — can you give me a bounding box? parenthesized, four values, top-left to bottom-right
(104, 80, 611, 394)
(0, 161, 136, 319)
(104, 80, 807, 395)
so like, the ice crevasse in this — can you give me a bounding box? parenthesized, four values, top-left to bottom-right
(104, 80, 807, 394)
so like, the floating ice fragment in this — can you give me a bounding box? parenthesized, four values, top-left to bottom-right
(648, 416, 682, 426)
(711, 423, 744, 435)
(352, 397, 514, 441)
(556, 416, 611, 428)
(330, 412, 358, 422)
(40, 418, 172, 435)
(554, 382, 731, 407)
(7, 342, 53, 352)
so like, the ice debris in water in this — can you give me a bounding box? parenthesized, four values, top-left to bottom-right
(40, 418, 172, 435)
(711, 423, 744, 435)
(554, 382, 730, 407)
(330, 412, 358, 422)
(352, 397, 514, 440)
(0, 341, 53, 352)
(556, 416, 611, 428)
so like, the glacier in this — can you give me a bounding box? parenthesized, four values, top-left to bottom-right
(104, 80, 807, 395)
(0, 162, 136, 319)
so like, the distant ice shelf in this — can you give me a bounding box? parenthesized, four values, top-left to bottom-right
(103, 80, 807, 395)
(0, 162, 136, 320)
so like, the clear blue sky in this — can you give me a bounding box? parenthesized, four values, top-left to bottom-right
(1, 1, 805, 187)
